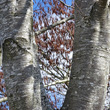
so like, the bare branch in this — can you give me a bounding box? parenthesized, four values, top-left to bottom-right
(51, 65, 65, 78)
(59, 0, 74, 8)
(44, 78, 69, 87)
(35, 14, 74, 36)
(40, 67, 62, 80)
(0, 97, 8, 103)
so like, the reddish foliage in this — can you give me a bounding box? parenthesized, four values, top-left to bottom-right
(33, 0, 74, 109)
(0, 69, 8, 109)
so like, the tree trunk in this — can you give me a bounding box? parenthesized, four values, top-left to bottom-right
(0, 0, 53, 110)
(61, 0, 110, 110)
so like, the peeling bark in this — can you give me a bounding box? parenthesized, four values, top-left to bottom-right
(61, 0, 110, 110)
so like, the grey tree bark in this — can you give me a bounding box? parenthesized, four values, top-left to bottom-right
(0, 0, 53, 110)
(61, 0, 110, 110)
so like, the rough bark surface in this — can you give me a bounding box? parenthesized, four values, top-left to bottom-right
(0, 48, 2, 66)
(61, 0, 110, 110)
(0, 0, 53, 110)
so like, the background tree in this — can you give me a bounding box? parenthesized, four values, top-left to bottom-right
(33, 0, 74, 109)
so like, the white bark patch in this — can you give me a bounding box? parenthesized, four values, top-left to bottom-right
(91, 21, 100, 44)
(23, 76, 34, 106)
(15, 8, 32, 41)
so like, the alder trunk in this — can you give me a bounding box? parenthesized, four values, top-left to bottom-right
(61, 0, 110, 110)
(0, 0, 52, 110)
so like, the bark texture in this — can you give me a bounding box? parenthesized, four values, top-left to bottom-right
(0, 0, 53, 110)
(61, 0, 110, 110)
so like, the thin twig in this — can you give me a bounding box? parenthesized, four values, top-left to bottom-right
(74, 2, 85, 17)
(59, 0, 74, 8)
(35, 14, 74, 36)
(44, 78, 69, 87)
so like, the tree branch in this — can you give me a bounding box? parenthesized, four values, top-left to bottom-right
(59, 0, 74, 8)
(44, 78, 69, 87)
(35, 14, 74, 36)
(40, 67, 62, 80)
(0, 97, 8, 103)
